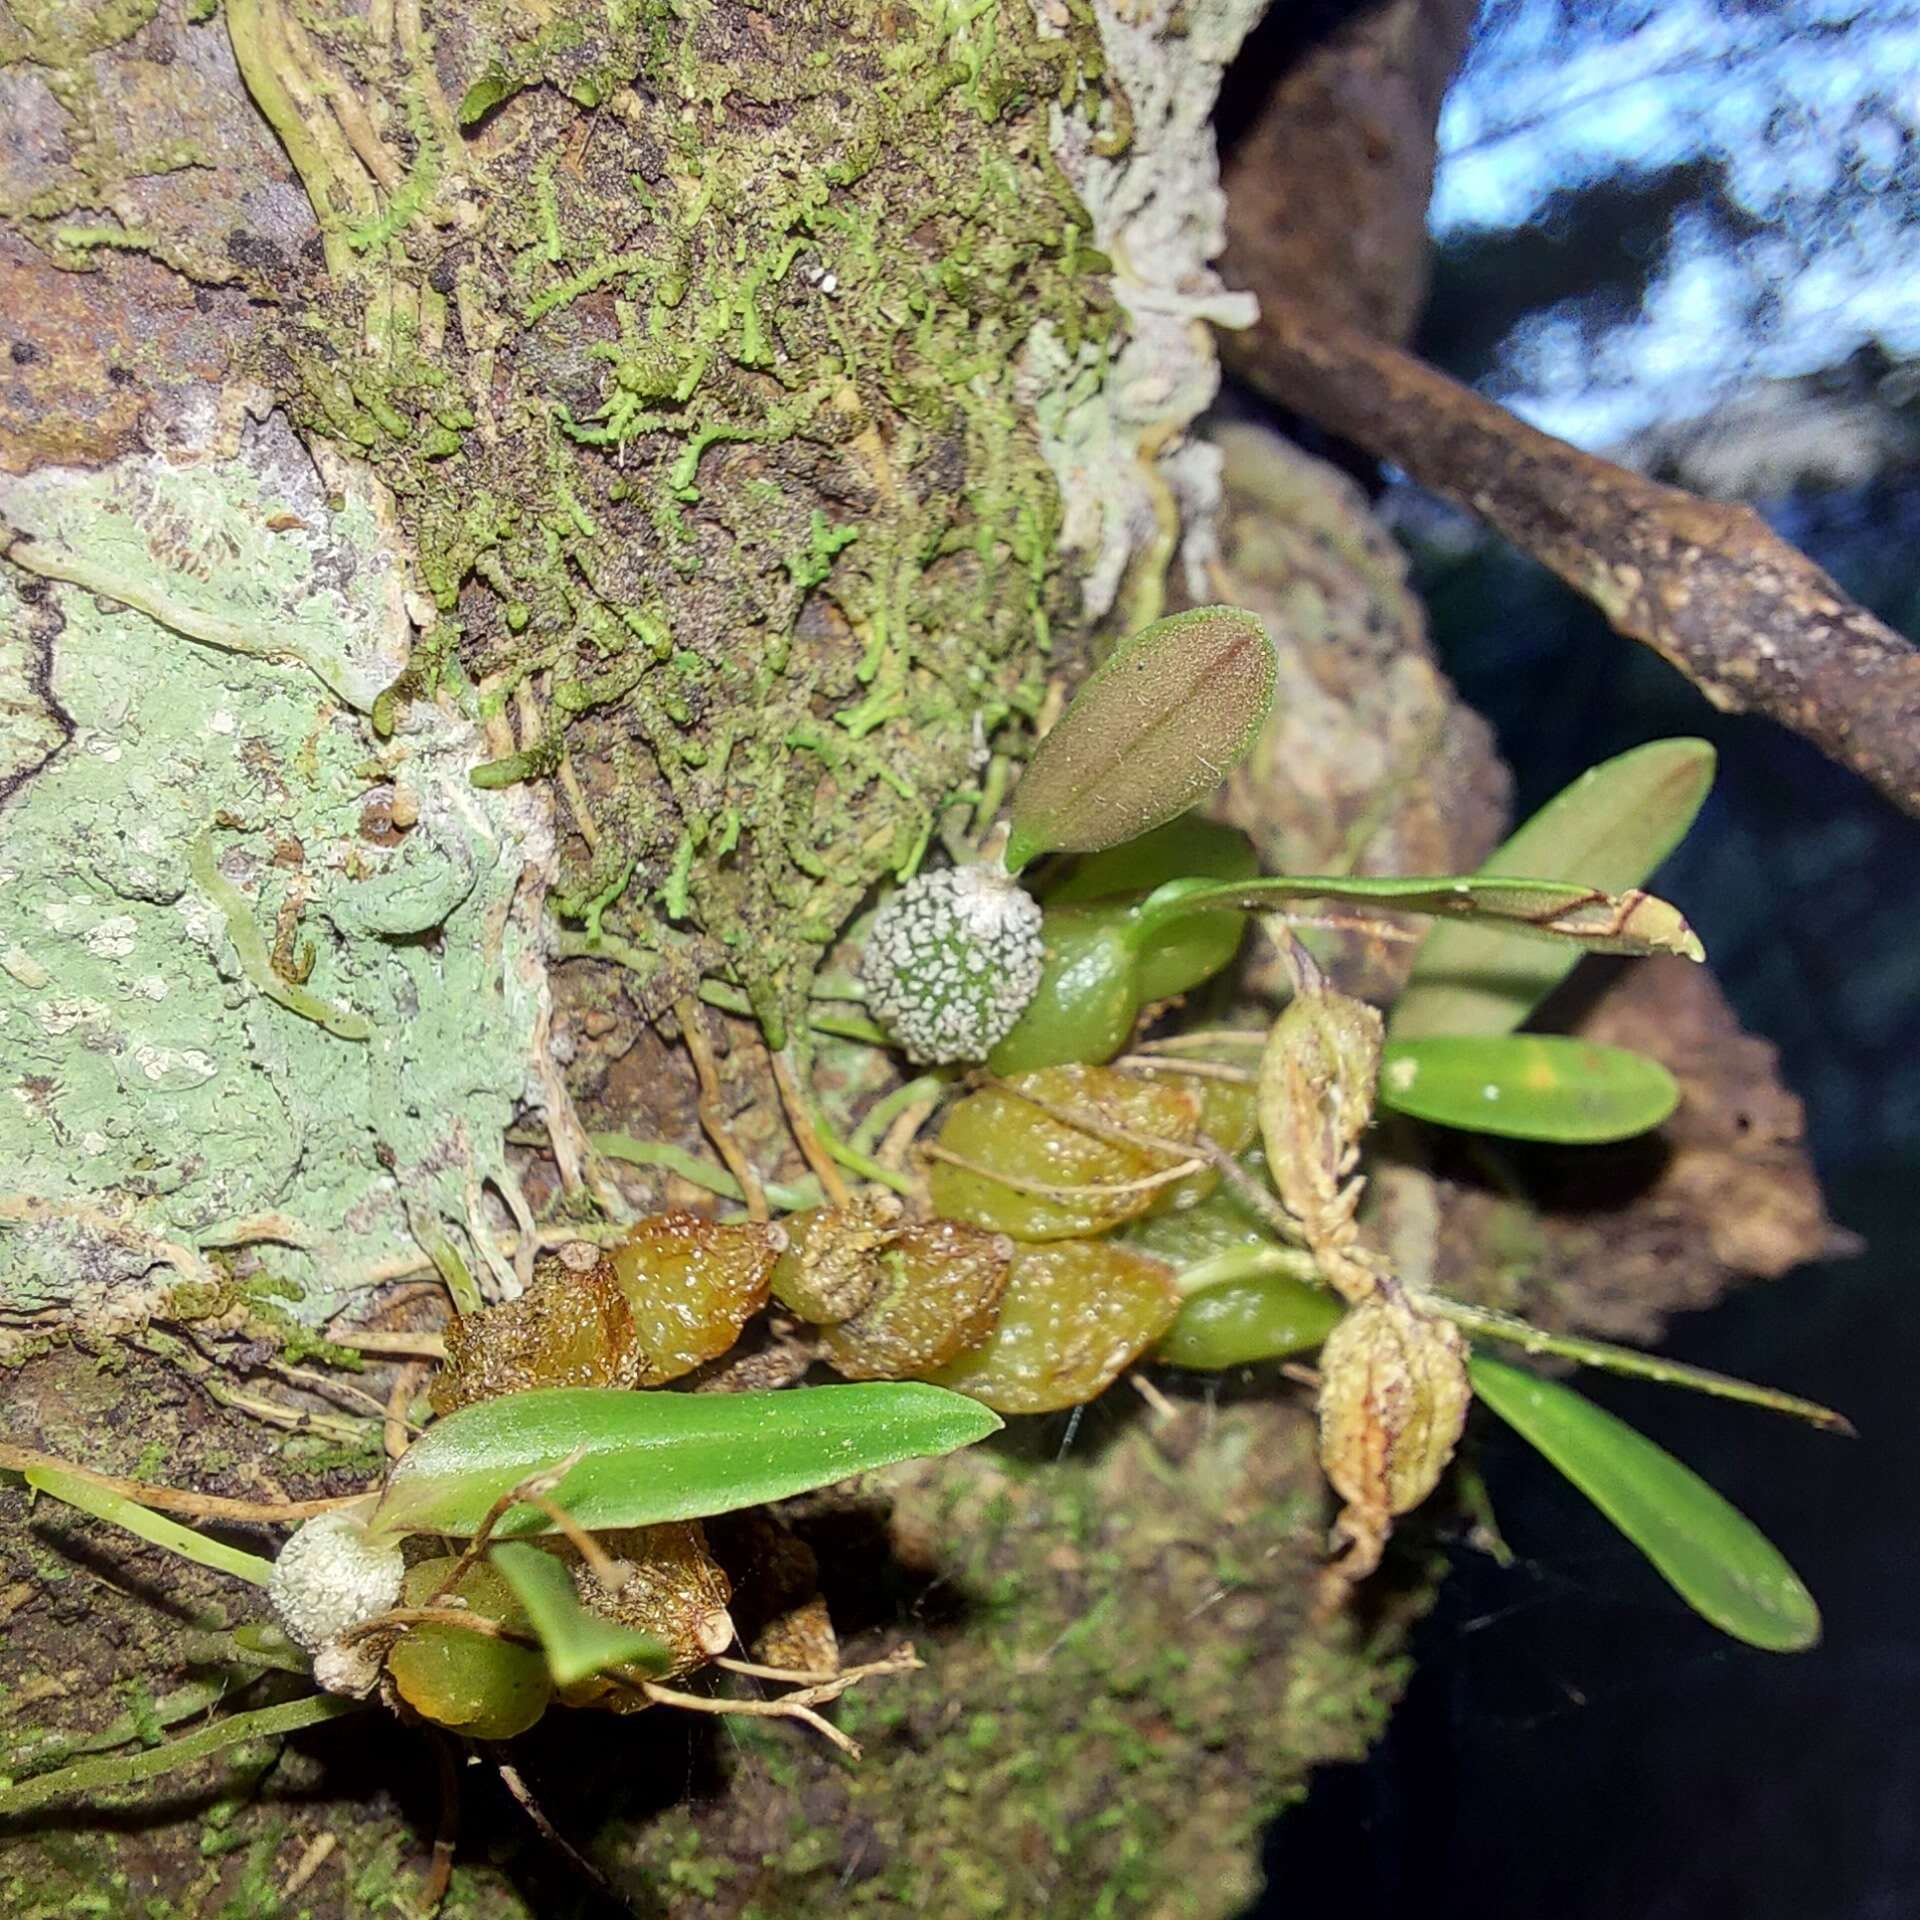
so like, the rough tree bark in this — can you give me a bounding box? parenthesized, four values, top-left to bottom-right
(1217, 1, 1920, 820)
(0, 3, 1835, 1916)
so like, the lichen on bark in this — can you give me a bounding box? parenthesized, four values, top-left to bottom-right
(0, 413, 558, 1343)
(216, 0, 1164, 1032)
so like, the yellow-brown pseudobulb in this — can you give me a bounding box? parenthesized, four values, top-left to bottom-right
(608, 1212, 783, 1385)
(818, 1217, 1013, 1380)
(1315, 1287, 1471, 1582)
(1143, 1069, 1259, 1217)
(927, 1064, 1202, 1240)
(430, 1250, 641, 1415)
(923, 1239, 1179, 1413)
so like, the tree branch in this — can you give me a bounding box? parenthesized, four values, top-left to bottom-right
(1232, 295, 1920, 817)
(1221, 0, 1480, 345)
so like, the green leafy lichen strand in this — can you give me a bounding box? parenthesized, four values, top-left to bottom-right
(233, 0, 1134, 1028)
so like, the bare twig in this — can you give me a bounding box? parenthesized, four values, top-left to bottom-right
(675, 995, 771, 1221)
(282, 1832, 337, 1899)
(334, 1330, 449, 1361)
(1116, 1054, 1256, 1086)
(338, 1606, 537, 1651)
(982, 1076, 1295, 1238)
(922, 1142, 1204, 1200)
(0, 1444, 357, 1522)
(1235, 295, 1920, 816)
(491, 1753, 623, 1902)
(770, 1046, 855, 1208)
(421, 1738, 459, 1919)
(640, 1680, 856, 1754)
(384, 1360, 430, 1462)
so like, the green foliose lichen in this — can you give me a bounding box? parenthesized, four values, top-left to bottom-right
(229, 0, 1123, 1029)
(0, 417, 554, 1340)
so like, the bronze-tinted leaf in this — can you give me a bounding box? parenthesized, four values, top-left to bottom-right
(818, 1218, 1013, 1380)
(770, 1196, 904, 1325)
(923, 1239, 1179, 1414)
(544, 1520, 736, 1708)
(1005, 607, 1276, 872)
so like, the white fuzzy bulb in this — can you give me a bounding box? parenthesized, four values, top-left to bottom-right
(860, 864, 1045, 1065)
(268, 1507, 406, 1654)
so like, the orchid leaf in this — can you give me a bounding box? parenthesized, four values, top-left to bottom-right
(1392, 739, 1715, 1038)
(490, 1542, 670, 1688)
(1140, 872, 1703, 959)
(1432, 1300, 1851, 1432)
(1047, 815, 1257, 999)
(373, 1383, 1001, 1543)
(1005, 607, 1275, 873)
(1379, 1034, 1680, 1143)
(23, 1466, 275, 1588)
(1469, 1353, 1821, 1651)
(1046, 815, 1259, 907)
(0, 1694, 362, 1817)
(458, 66, 523, 125)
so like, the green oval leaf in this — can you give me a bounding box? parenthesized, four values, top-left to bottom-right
(1005, 607, 1276, 873)
(1046, 815, 1259, 907)
(1047, 813, 1255, 1003)
(989, 819, 1262, 1073)
(1156, 1273, 1341, 1371)
(1468, 1352, 1821, 1651)
(1392, 740, 1715, 1038)
(1379, 1035, 1680, 1142)
(987, 906, 1141, 1074)
(491, 1541, 670, 1688)
(373, 1383, 1001, 1542)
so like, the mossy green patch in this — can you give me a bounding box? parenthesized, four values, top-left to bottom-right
(225, 0, 1120, 1030)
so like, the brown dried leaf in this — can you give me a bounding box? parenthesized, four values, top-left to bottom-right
(1433, 958, 1840, 1345)
(753, 1594, 841, 1677)
(1316, 1287, 1471, 1580)
(1257, 956, 1385, 1281)
(550, 1520, 735, 1707)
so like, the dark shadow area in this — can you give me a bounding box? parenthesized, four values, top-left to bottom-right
(1245, 386, 1920, 1920)
(1257, 1162, 1920, 1920)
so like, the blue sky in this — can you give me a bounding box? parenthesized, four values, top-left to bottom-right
(1429, 1, 1920, 445)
